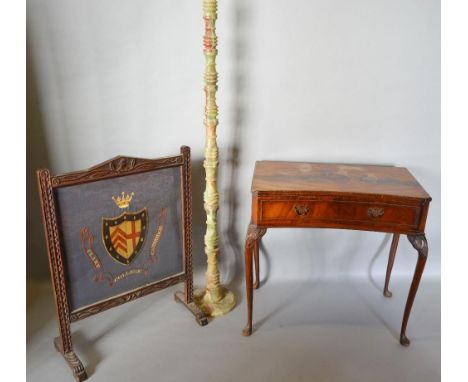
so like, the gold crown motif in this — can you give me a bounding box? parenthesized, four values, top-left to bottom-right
(112, 192, 134, 209)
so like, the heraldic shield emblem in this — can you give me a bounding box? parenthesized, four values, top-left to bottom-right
(102, 192, 148, 265)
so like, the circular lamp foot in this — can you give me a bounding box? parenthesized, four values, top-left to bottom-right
(194, 286, 236, 317)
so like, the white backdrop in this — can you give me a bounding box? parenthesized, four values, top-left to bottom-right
(27, 0, 440, 282)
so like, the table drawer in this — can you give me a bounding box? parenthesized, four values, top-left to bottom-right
(258, 199, 420, 229)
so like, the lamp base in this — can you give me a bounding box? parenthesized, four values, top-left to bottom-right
(193, 286, 236, 317)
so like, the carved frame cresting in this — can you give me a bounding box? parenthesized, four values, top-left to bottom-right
(37, 146, 207, 382)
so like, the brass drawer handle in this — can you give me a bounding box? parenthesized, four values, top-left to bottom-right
(294, 205, 310, 216)
(367, 207, 384, 218)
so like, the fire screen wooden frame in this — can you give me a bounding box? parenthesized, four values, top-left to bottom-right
(37, 146, 207, 382)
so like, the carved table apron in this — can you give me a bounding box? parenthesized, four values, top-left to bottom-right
(242, 161, 431, 346)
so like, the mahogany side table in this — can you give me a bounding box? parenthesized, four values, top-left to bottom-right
(242, 161, 432, 346)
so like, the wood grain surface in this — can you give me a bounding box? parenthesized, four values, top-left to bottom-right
(252, 161, 431, 200)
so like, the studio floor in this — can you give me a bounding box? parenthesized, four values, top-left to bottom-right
(27, 276, 440, 382)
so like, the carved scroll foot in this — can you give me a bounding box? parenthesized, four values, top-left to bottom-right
(54, 337, 88, 382)
(384, 233, 400, 298)
(400, 234, 428, 347)
(174, 291, 209, 326)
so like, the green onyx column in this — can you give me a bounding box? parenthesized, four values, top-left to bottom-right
(194, 0, 236, 316)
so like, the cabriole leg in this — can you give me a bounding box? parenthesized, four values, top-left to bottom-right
(384, 233, 400, 297)
(253, 228, 267, 289)
(242, 232, 254, 336)
(400, 234, 428, 346)
(242, 225, 266, 336)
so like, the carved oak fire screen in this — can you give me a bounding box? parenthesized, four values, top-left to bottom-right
(37, 146, 207, 382)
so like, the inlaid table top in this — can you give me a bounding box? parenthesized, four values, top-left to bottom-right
(252, 161, 431, 201)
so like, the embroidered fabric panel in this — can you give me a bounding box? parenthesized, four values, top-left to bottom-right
(55, 167, 184, 311)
